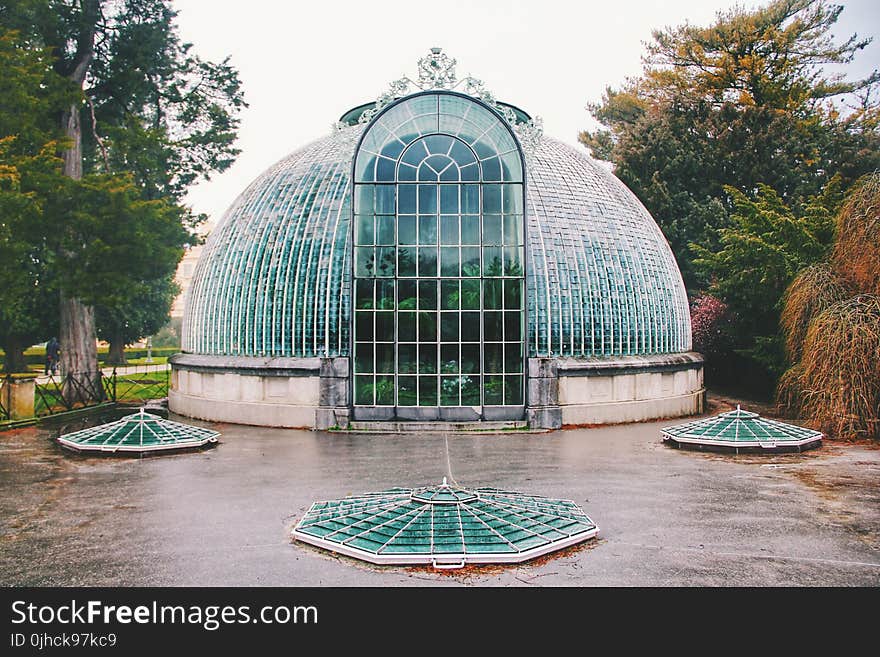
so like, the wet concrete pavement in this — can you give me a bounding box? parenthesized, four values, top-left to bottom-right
(1, 413, 878, 586)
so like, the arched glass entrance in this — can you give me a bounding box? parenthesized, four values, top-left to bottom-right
(352, 92, 525, 421)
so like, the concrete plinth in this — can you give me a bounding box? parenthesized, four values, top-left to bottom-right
(1, 375, 37, 420)
(169, 354, 348, 429)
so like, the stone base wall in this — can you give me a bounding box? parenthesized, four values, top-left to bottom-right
(168, 354, 349, 429)
(529, 352, 704, 429)
(170, 352, 703, 431)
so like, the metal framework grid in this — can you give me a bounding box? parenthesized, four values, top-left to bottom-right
(352, 92, 525, 413)
(293, 480, 598, 568)
(661, 406, 823, 450)
(57, 409, 220, 454)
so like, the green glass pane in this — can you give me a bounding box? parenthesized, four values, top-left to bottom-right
(376, 280, 395, 310)
(504, 279, 522, 309)
(449, 139, 475, 166)
(398, 216, 416, 245)
(503, 246, 523, 276)
(418, 215, 437, 244)
(418, 344, 437, 374)
(355, 311, 373, 341)
(441, 344, 459, 373)
(440, 313, 459, 342)
(355, 215, 374, 245)
(398, 184, 416, 214)
(460, 215, 480, 245)
(461, 375, 480, 405)
(354, 185, 374, 214)
(398, 344, 416, 373)
(484, 375, 503, 405)
(482, 157, 501, 181)
(355, 280, 373, 309)
(502, 184, 523, 213)
(504, 311, 522, 342)
(375, 375, 394, 405)
(417, 247, 437, 276)
(503, 214, 523, 245)
(483, 247, 502, 276)
(501, 152, 522, 182)
(440, 377, 460, 406)
(354, 343, 373, 373)
(441, 280, 459, 309)
(376, 157, 395, 181)
(505, 343, 522, 373)
(460, 279, 480, 309)
(462, 185, 479, 214)
(440, 186, 458, 213)
(440, 247, 459, 276)
(355, 376, 374, 405)
(461, 312, 480, 338)
(376, 343, 395, 373)
(483, 215, 502, 246)
(375, 312, 394, 341)
(398, 376, 417, 405)
(484, 311, 503, 341)
(461, 344, 481, 373)
(376, 215, 395, 245)
(484, 343, 504, 373)
(398, 312, 416, 341)
(418, 312, 437, 342)
(398, 281, 417, 309)
(397, 247, 416, 277)
(375, 186, 395, 214)
(418, 184, 437, 213)
(482, 184, 502, 213)
(440, 215, 458, 245)
(419, 376, 438, 406)
(461, 247, 480, 277)
(418, 280, 437, 310)
(484, 279, 503, 309)
(375, 247, 395, 277)
(505, 376, 524, 405)
(355, 247, 375, 277)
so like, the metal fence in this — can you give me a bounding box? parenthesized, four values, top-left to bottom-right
(0, 378, 8, 421)
(2, 364, 171, 421)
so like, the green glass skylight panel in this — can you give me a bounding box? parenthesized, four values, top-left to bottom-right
(661, 406, 823, 451)
(57, 409, 220, 454)
(293, 478, 598, 568)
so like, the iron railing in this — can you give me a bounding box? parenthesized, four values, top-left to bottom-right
(0, 377, 8, 421)
(28, 364, 170, 417)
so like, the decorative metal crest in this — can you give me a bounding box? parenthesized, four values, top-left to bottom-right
(338, 48, 543, 160)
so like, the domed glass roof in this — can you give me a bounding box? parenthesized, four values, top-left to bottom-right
(182, 52, 691, 361)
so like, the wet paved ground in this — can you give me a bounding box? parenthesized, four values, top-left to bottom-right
(1, 410, 878, 586)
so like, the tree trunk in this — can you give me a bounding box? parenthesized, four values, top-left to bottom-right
(58, 8, 99, 403)
(1, 336, 29, 374)
(107, 333, 127, 366)
(59, 296, 100, 404)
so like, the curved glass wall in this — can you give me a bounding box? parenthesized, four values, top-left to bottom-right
(352, 92, 525, 420)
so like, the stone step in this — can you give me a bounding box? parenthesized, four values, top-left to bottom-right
(340, 420, 540, 434)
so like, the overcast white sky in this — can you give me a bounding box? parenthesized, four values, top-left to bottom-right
(171, 0, 880, 224)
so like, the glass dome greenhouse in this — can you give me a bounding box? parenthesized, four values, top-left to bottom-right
(171, 50, 703, 429)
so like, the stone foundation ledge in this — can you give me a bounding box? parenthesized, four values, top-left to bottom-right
(555, 352, 704, 377)
(169, 353, 323, 376)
